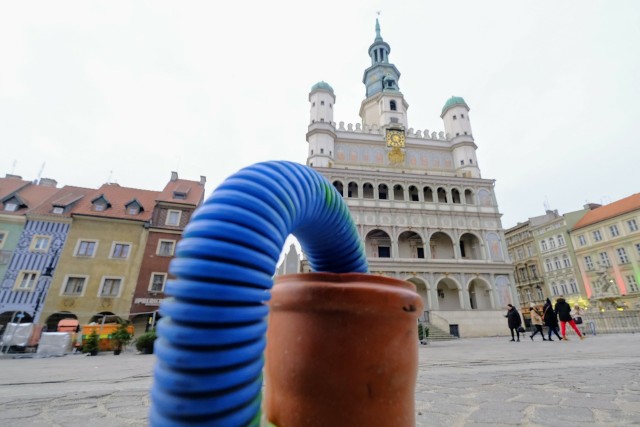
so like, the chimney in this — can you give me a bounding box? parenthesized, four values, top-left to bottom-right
(171, 171, 178, 182)
(199, 175, 206, 185)
(5, 174, 22, 180)
(38, 178, 58, 187)
(584, 203, 601, 210)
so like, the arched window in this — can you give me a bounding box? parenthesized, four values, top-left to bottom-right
(363, 183, 374, 199)
(423, 187, 433, 202)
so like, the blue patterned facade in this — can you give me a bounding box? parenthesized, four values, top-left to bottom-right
(0, 220, 70, 321)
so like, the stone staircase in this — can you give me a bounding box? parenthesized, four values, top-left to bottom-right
(421, 323, 458, 342)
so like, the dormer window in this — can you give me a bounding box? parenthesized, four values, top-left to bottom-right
(91, 195, 111, 212)
(52, 207, 64, 214)
(125, 199, 143, 215)
(390, 100, 397, 111)
(173, 192, 187, 200)
(4, 202, 18, 212)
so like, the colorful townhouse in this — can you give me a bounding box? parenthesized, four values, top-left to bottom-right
(40, 183, 159, 328)
(571, 193, 640, 310)
(0, 178, 63, 326)
(0, 175, 33, 286)
(129, 173, 206, 332)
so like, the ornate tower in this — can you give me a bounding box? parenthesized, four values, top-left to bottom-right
(441, 96, 481, 178)
(307, 81, 336, 168)
(359, 19, 409, 129)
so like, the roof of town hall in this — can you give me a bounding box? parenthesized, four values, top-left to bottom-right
(572, 193, 640, 230)
(72, 183, 159, 222)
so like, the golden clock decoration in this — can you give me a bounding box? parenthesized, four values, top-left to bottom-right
(388, 147, 405, 164)
(386, 129, 405, 148)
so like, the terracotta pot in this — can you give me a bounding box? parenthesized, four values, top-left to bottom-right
(264, 273, 424, 427)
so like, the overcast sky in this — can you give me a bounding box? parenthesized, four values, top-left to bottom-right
(1, 1, 639, 230)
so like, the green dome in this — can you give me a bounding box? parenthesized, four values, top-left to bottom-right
(311, 81, 334, 93)
(441, 96, 468, 115)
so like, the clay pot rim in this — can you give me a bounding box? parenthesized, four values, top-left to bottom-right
(275, 272, 415, 291)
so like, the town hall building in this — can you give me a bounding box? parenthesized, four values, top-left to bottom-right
(304, 20, 517, 337)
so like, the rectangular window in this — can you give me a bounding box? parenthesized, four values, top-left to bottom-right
(62, 276, 87, 296)
(560, 283, 568, 294)
(541, 241, 548, 251)
(626, 275, 639, 293)
(548, 238, 556, 249)
(562, 255, 571, 268)
(577, 235, 586, 246)
(552, 284, 559, 296)
(545, 259, 553, 271)
(149, 273, 167, 292)
(166, 210, 182, 226)
(636, 243, 640, 258)
(4, 202, 18, 212)
(416, 247, 425, 259)
(378, 246, 391, 258)
(628, 219, 638, 232)
(593, 230, 602, 242)
(52, 207, 64, 214)
(14, 271, 39, 291)
(0, 231, 6, 249)
(75, 240, 98, 257)
(599, 252, 610, 267)
(570, 281, 578, 294)
(529, 265, 538, 278)
(30, 235, 50, 252)
(609, 225, 620, 237)
(584, 256, 594, 270)
(110, 243, 131, 259)
(157, 240, 176, 257)
(557, 234, 565, 246)
(99, 277, 122, 297)
(617, 247, 629, 264)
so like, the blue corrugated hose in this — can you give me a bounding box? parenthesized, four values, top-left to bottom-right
(150, 161, 368, 426)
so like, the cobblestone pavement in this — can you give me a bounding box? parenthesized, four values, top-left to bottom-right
(0, 333, 638, 426)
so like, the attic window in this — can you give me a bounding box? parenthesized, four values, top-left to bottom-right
(52, 207, 64, 214)
(128, 206, 139, 215)
(173, 192, 187, 200)
(93, 203, 106, 212)
(4, 202, 18, 212)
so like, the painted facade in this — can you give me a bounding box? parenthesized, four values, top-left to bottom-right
(40, 184, 158, 327)
(305, 20, 516, 337)
(571, 194, 640, 310)
(130, 173, 206, 333)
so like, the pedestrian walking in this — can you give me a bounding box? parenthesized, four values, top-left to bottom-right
(574, 304, 586, 335)
(529, 304, 546, 341)
(543, 298, 562, 341)
(555, 297, 584, 341)
(505, 304, 523, 342)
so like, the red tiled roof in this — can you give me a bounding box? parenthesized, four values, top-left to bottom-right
(28, 186, 94, 218)
(573, 193, 640, 230)
(2, 184, 60, 216)
(0, 176, 32, 200)
(72, 184, 159, 221)
(156, 179, 205, 206)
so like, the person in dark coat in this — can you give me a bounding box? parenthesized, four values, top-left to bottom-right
(554, 297, 584, 341)
(505, 304, 522, 342)
(543, 298, 562, 341)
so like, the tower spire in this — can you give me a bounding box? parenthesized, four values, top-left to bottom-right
(375, 17, 382, 41)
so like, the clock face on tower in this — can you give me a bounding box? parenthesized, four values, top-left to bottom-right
(386, 129, 406, 148)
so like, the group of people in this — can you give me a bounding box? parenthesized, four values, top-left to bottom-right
(506, 298, 585, 342)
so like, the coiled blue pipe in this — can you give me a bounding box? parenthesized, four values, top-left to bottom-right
(151, 161, 368, 426)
